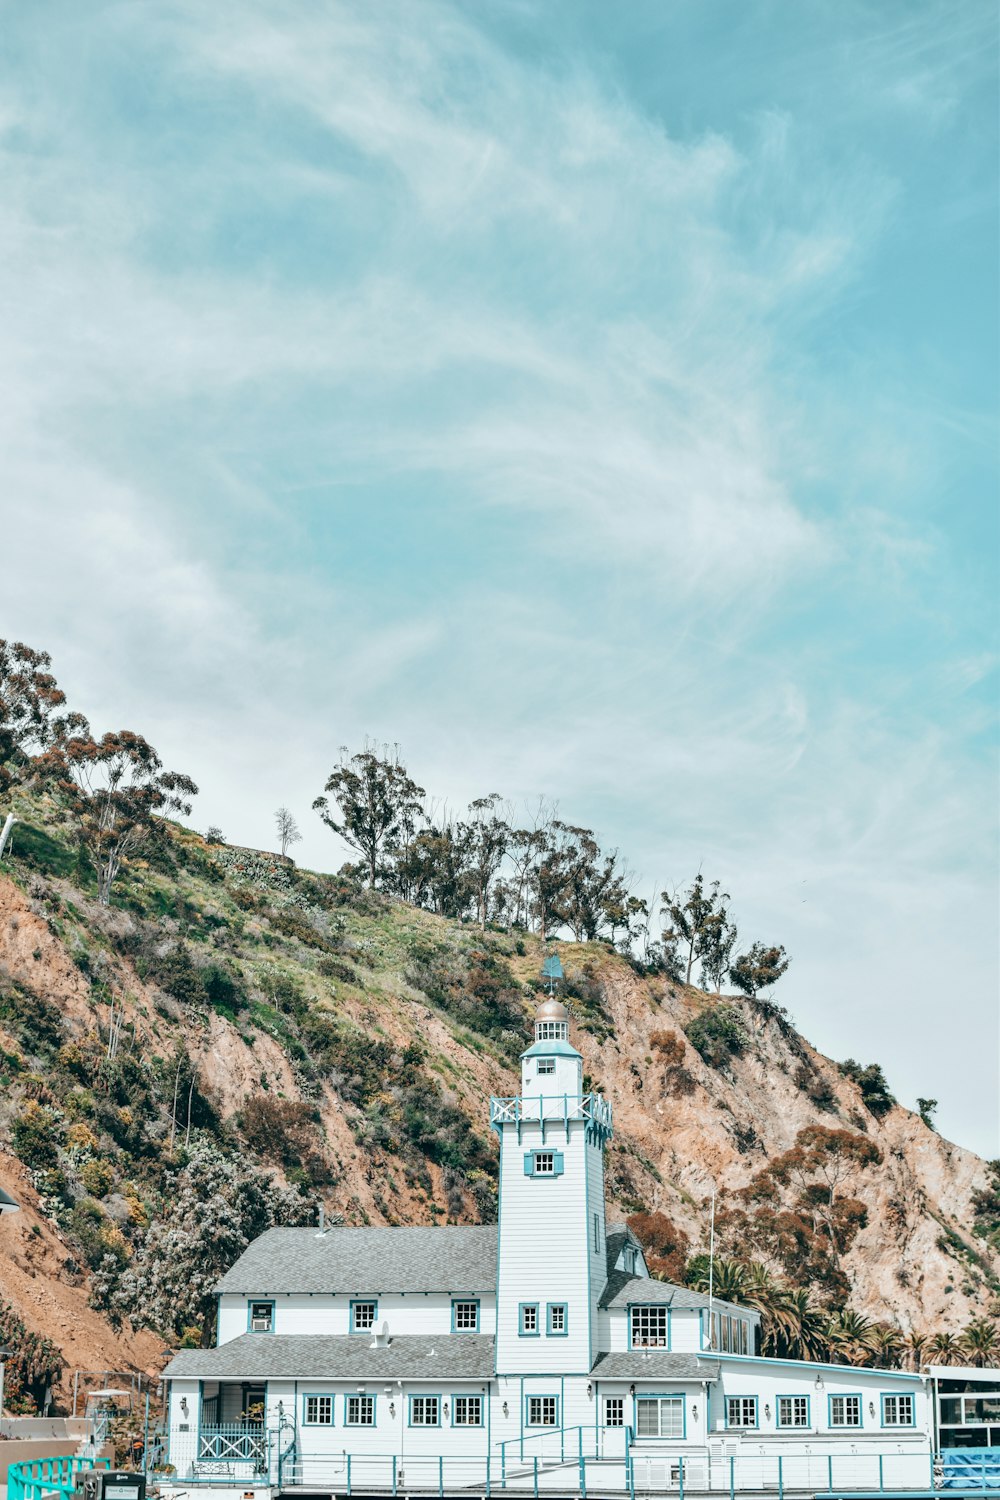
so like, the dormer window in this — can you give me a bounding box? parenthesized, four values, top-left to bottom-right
(248, 1300, 274, 1333)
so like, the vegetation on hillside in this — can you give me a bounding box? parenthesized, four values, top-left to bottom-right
(0, 637, 994, 1400)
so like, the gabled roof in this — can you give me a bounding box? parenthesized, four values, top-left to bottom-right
(599, 1271, 760, 1321)
(604, 1223, 644, 1278)
(591, 1352, 720, 1380)
(215, 1225, 497, 1295)
(164, 1334, 495, 1382)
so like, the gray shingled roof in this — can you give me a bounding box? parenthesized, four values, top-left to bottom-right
(163, 1334, 496, 1381)
(591, 1352, 720, 1380)
(599, 1272, 760, 1320)
(604, 1223, 643, 1278)
(216, 1226, 497, 1295)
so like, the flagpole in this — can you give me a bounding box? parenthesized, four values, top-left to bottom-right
(707, 1189, 716, 1347)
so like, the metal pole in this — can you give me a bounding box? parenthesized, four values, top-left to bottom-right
(533, 1455, 538, 1499)
(347, 1453, 352, 1495)
(679, 1453, 685, 1500)
(878, 1454, 884, 1492)
(708, 1191, 716, 1347)
(778, 1454, 783, 1500)
(439, 1454, 444, 1497)
(828, 1454, 833, 1492)
(730, 1454, 735, 1500)
(143, 1392, 150, 1476)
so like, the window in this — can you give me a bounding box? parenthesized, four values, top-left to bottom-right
(248, 1301, 273, 1333)
(636, 1397, 685, 1439)
(727, 1397, 758, 1429)
(524, 1150, 564, 1177)
(777, 1396, 810, 1429)
(351, 1300, 377, 1332)
(740, 1321, 749, 1355)
(520, 1303, 539, 1336)
(303, 1395, 333, 1426)
(537, 1058, 555, 1075)
(410, 1396, 440, 1427)
(830, 1395, 861, 1428)
(526, 1396, 559, 1427)
(453, 1300, 479, 1332)
(453, 1396, 483, 1427)
(547, 1303, 567, 1336)
(631, 1306, 669, 1348)
(882, 1394, 915, 1427)
(605, 1397, 624, 1428)
(536, 1021, 567, 1041)
(345, 1396, 375, 1426)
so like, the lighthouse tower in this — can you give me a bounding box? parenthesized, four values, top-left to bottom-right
(491, 995, 613, 1374)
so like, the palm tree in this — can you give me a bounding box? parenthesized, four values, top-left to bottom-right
(780, 1288, 830, 1362)
(905, 1331, 930, 1372)
(827, 1310, 876, 1367)
(686, 1255, 749, 1304)
(928, 1331, 961, 1366)
(870, 1322, 906, 1370)
(961, 1318, 1000, 1368)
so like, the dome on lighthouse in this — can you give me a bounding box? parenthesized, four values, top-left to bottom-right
(534, 995, 570, 1043)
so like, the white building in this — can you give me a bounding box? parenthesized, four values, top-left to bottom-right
(162, 999, 933, 1496)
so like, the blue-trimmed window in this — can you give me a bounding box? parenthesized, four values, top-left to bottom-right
(547, 1303, 568, 1336)
(829, 1394, 862, 1428)
(630, 1306, 669, 1348)
(777, 1395, 810, 1429)
(881, 1394, 915, 1427)
(524, 1150, 564, 1177)
(452, 1395, 483, 1427)
(526, 1395, 559, 1427)
(726, 1396, 758, 1429)
(247, 1300, 274, 1333)
(409, 1395, 440, 1427)
(636, 1395, 685, 1439)
(519, 1302, 540, 1336)
(537, 1059, 555, 1075)
(302, 1394, 334, 1426)
(351, 1299, 378, 1332)
(452, 1299, 480, 1332)
(345, 1395, 376, 1426)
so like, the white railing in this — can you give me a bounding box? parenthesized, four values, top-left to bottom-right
(490, 1093, 614, 1130)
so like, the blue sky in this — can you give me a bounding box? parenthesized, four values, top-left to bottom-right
(2, 1, 997, 1155)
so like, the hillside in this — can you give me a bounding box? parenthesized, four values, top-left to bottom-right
(0, 794, 995, 1404)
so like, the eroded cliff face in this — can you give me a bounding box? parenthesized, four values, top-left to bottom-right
(0, 858, 993, 1391)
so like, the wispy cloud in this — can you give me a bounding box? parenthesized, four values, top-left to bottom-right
(0, 0, 994, 1153)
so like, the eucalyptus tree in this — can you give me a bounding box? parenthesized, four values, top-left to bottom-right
(729, 942, 790, 998)
(0, 638, 87, 856)
(55, 729, 197, 905)
(313, 744, 425, 887)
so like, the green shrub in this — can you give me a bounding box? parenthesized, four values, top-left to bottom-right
(685, 1005, 748, 1068)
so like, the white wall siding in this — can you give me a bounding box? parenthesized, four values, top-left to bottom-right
(496, 1118, 593, 1373)
(217, 1291, 496, 1344)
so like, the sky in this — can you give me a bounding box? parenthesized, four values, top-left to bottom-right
(1, 1, 997, 1156)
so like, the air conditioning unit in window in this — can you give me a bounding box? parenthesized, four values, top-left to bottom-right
(250, 1311, 271, 1332)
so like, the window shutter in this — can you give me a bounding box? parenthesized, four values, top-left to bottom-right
(524, 1153, 534, 1175)
(552, 1151, 564, 1175)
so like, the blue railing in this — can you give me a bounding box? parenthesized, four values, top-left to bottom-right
(8, 1456, 110, 1500)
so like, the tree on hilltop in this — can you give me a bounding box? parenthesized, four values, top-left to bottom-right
(729, 941, 790, 998)
(0, 638, 88, 857)
(661, 875, 728, 985)
(275, 805, 302, 858)
(52, 729, 198, 905)
(458, 793, 510, 931)
(313, 744, 425, 887)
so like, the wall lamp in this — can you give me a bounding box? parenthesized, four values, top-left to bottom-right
(764, 1405, 771, 1420)
(629, 1385, 636, 1397)
(502, 1401, 509, 1418)
(180, 1398, 188, 1417)
(587, 1384, 593, 1400)
(869, 1402, 876, 1417)
(692, 1405, 698, 1422)
(443, 1403, 450, 1419)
